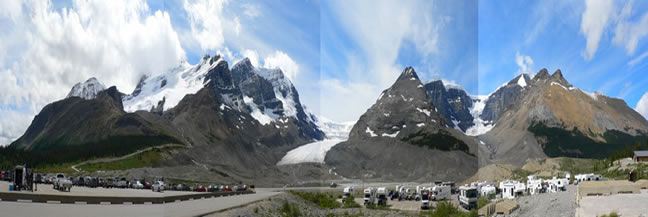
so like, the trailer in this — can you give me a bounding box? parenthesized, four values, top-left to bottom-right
(13, 165, 25, 191)
(376, 187, 388, 206)
(363, 187, 376, 206)
(459, 185, 478, 210)
(431, 185, 451, 201)
(342, 186, 354, 203)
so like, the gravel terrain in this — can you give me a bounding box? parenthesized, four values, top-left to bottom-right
(508, 184, 576, 217)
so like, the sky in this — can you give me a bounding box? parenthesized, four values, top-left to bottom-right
(0, 0, 647, 146)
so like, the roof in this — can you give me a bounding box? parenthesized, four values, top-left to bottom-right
(634, 150, 648, 157)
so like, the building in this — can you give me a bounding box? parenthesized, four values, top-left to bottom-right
(633, 150, 648, 162)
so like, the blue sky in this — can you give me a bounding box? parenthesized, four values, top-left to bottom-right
(1, 0, 648, 145)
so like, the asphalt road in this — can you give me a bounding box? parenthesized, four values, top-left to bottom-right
(0, 188, 280, 217)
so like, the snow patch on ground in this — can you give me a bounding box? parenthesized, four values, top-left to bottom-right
(417, 123, 425, 127)
(277, 139, 344, 165)
(382, 131, 399, 138)
(243, 96, 273, 125)
(416, 108, 431, 116)
(465, 95, 495, 136)
(366, 127, 377, 137)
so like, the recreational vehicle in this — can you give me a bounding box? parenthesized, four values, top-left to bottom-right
(459, 185, 478, 210)
(420, 188, 431, 209)
(363, 187, 376, 206)
(431, 185, 451, 200)
(376, 187, 388, 206)
(342, 186, 354, 203)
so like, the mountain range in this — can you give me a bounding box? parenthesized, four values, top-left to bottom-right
(7, 56, 648, 184)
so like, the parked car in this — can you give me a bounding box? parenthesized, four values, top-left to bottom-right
(223, 185, 232, 192)
(102, 178, 114, 188)
(53, 174, 73, 192)
(144, 181, 152, 189)
(130, 179, 144, 189)
(114, 177, 128, 188)
(174, 183, 190, 191)
(194, 185, 206, 192)
(207, 185, 220, 192)
(152, 180, 165, 192)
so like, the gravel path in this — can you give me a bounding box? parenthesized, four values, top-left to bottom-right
(509, 184, 576, 217)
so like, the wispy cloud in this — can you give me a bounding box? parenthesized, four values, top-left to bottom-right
(580, 0, 614, 60)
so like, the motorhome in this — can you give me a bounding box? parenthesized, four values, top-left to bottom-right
(480, 184, 497, 197)
(500, 180, 523, 199)
(459, 185, 478, 210)
(420, 188, 431, 210)
(575, 174, 603, 184)
(342, 186, 354, 203)
(431, 185, 451, 200)
(376, 187, 388, 206)
(527, 175, 544, 195)
(547, 177, 567, 193)
(363, 187, 376, 206)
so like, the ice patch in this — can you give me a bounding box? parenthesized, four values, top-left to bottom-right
(243, 96, 274, 125)
(517, 75, 527, 88)
(465, 95, 495, 136)
(382, 131, 399, 138)
(581, 89, 599, 101)
(417, 123, 425, 127)
(550, 82, 568, 91)
(366, 127, 377, 137)
(416, 108, 431, 116)
(277, 139, 344, 165)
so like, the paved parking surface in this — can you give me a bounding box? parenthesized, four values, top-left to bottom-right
(0, 181, 201, 198)
(576, 189, 648, 217)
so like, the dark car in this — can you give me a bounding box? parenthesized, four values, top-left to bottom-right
(194, 185, 206, 192)
(207, 185, 220, 192)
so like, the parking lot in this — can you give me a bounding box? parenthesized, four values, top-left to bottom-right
(0, 181, 201, 198)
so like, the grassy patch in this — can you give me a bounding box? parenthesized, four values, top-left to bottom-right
(342, 195, 362, 208)
(278, 200, 302, 217)
(34, 162, 80, 174)
(598, 211, 620, 217)
(78, 146, 181, 172)
(420, 201, 478, 217)
(289, 191, 342, 209)
(364, 203, 390, 210)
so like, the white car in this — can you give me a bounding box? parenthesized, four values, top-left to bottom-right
(53, 173, 73, 192)
(152, 180, 165, 192)
(131, 180, 144, 189)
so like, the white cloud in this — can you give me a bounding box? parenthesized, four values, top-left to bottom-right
(318, 79, 381, 122)
(628, 50, 648, 66)
(184, 0, 227, 51)
(580, 0, 614, 60)
(263, 51, 299, 83)
(0, 108, 33, 146)
(636, 92, 648, 119)
(242, 49, 259, 67)
(613, 3, 648, 56)
(0, 0, 185, 146)
(515, 51, 535, 74)
(0, 0, 22, 21)
(242, 3, 261, 18)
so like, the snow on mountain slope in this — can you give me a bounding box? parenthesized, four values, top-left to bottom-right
(122, 56, 220, 112)
(465, 95, 494, 136)
(277, 139, 344, 165)
(66, 77, 106, 100)
(314, 116, 355, 140)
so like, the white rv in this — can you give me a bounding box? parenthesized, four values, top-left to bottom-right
(376, 187, 388, 206)
(547, 177, 568, 193)
(575, 173, 603, 184)
(527, 176, 544, 195)
(459, 185, 479, 210)
(480, 184, 497, 197)
(363, 187, 376, 206)
(420, 188, 431, 210)
(431, 185, 451, 201)
(499, 180, 521, 199)
(342, 186, 354, 203)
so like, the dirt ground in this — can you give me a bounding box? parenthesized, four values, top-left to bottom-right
(576, 189, 648, 217)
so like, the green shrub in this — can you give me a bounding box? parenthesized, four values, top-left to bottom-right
(278, 200, 302, 217)
(343, 195, 361, 208)
(290, 191, 341, 209)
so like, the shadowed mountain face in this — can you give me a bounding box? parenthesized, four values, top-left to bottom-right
(481, 69, 648, 165)
(10, 86, 184, 160)
(326, 67, 480, 182)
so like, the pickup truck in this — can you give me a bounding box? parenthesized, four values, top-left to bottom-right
(53, 174, 73, 192)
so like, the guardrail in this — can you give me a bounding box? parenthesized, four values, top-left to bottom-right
(0, 190, 254, 204)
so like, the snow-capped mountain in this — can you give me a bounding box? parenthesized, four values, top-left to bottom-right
(66, 77, 106, 100)
(122, 55, 219, 113)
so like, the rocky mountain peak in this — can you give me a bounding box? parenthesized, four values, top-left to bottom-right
(550, 69, 570, 86)
(396, 66, 420, 81)
(66, 77, 106, 100)
(533, 68, 550, 82)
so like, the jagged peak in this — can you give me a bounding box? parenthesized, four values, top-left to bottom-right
(533, 68, 550, 80)
(233, 57, 253, 69)
(396, 66, 420, 81)
(551, 69, 563, 79)
(66, 77, 107, 100)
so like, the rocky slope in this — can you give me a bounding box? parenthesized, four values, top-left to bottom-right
(481, 69, 648, 165)
(325, 67, 480, 182)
